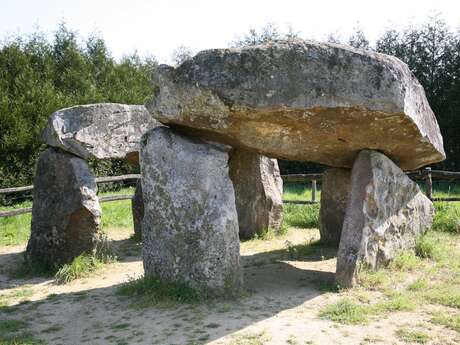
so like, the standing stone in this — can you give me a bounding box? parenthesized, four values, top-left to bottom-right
(131, 181, 144, 241)
(336, 150, 434, 288)
(147, 39, 445, 170)
(319, 168, 351, 247)
(141, 127, 242, 294)
(26, 148, 102, 268)
(43, 103, 160, 164)
(229, 150, 283, 239)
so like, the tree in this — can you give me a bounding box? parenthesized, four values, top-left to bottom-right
(348, 26, 370, 50)
(171, 45, 194, 65)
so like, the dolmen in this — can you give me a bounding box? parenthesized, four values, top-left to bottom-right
(28, 38, 445, 292)
(144, 39, 444, 289)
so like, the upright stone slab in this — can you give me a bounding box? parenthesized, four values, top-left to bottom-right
(26, 148, 102, 268)
(147, 39, 445, 170)
(131, 181, 144, 241)
(336, 150, 434, 288)
(229, 150, 283, 239)
(43, 103, 160, 164)
(141, 127, 242, 294)
(319, 168, 351, 247)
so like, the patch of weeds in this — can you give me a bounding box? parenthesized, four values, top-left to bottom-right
(116, 275, 204, 308)
(408, 278, 429, 291)
(389, 251, 420, 271)
(283, 204, 319, 229)
(110, 322, 131, 330)
(431, 311, 460, 333)
(395, 328, 429, 344)
(433, 202, 460, 233)
(423, 285, 460, 308)
(284, 238, 334, 261)
(319, 298, 369, 324)
(319, 294, 416, 325)
(358, 269, 390, 291)
(229, 330, 271, 345)
(0, 288, 34, 308)
(415, 234, 443, 260)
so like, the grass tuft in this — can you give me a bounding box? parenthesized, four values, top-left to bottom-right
(116, 275, 203, 308)
(395, 328, 429, 344)
(432, 312, 460, 333)
(319, 298, 369, 324)
(283, 204, 319, 229)
(433, 202, 460, 233)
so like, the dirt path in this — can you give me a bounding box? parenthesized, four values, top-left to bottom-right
(0, 229, 457, 345)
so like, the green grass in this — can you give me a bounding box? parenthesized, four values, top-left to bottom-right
(116, 275, 203, 308)
(395, 328, 429, 344)
(54, 254, 105, 284)
(283, 183, 321, 201)
(283, 204, 319, 229)
(0, 187, 135, 246)
(432, 312, 460, 333)
(433, 202, 460, 233)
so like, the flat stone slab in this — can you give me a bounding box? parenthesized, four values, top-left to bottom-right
(319, 168, 351, 247)
(44, 103, 160, 163)
(147, 39, 445, 170)
(229, 150, 283, 239)
(141, 127, 242, 294)
(336, 150, 434, 288)
(26, 148, 102, 268)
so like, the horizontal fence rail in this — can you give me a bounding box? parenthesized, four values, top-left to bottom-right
(1, 168, 459, 218)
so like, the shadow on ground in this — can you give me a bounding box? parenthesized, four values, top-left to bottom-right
(0, 236, 338, 345)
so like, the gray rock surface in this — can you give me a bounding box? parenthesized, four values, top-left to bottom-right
(336, 150, 434, 288)
(319, 168, 351, 247)
(141, 127, 242, 294)
(229, 150, 283, 239)
(26, 148, 102, 268)
(131, 181, 144, 241)
(147, 39, 445, 170)
(44, 103, 160, 164)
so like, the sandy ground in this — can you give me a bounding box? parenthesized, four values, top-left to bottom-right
(0, 228, 458, 345)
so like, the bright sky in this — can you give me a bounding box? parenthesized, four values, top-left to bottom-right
(1, 0, 459, 64)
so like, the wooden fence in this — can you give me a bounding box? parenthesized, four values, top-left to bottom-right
(1, 168, 459, 218)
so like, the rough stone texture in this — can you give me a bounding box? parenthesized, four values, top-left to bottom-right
(336, 150, 434, 288)
(229, 150, 283, 239)
(319, 168, 351, 247)
(141, 127, 242, 293)
(26, 148, 102, 267)
(44, 103, 160, 164)
(131, 181, 144, 241)
(147, 39, 445, 170)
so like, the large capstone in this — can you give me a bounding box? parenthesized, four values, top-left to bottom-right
(141, 127, 242, 294)
(336, 150, 434, 288)
(26, 148, 102, 268)
(147, 39, 445, 170)
(319, 168, 351, 247)
(229, 150, 283, 239)
(44, 103, 160, 164)
(131, 181, 144, 241)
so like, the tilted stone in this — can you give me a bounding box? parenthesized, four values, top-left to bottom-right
(131, 181, 144, 241)
(44, 103, 160, 164)
(26, 148, 102, 268)
(336, 150, 434, 288)
(319, 168, 351, 247)
(147, 39, 445, 170)
(229, 150, 283, 239)
(141, 127, 242, 293)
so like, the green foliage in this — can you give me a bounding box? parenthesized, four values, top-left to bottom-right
(395, 328, 429, 344)
(54, 254, 103, 284)
(116, 275, 203, 308)
(319, 298, 369, 324)
(388, 251, 420, 271)
(432, 312, 460, 333)
(283, 204, 319, 229)
(432, 202, 460, 233)
(0, 22, 157, 190)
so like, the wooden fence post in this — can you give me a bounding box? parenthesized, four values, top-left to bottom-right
(425, 167, 433, 200)
(311, 179, 317, 203)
